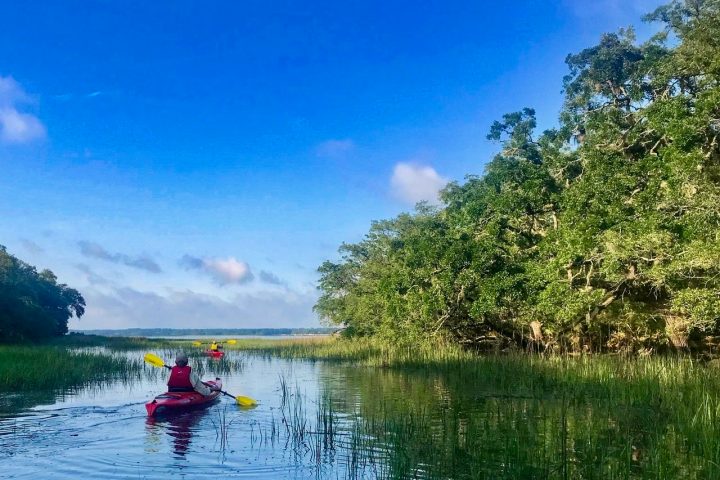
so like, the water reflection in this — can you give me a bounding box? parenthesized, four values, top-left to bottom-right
(0, 389, 59, 417)
(145, 409, 206, 458)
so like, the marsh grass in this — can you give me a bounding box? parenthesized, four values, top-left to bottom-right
(47, 333, 189, 350)
(0, 344, 145, 416)
(240, 339, 720, 478)
(0, 345, 146, 392)
(211, 405, 238, 458)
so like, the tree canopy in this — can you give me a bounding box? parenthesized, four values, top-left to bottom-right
(315, 0, 720, 352)
(0, 246, 85, 341)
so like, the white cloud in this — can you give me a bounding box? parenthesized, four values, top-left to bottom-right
(72, 286, 319, 329)
(390, 162, 447, 205)
(0, 76, 46, 145)
(181, 255, 254, 285)
(316, 138, 355, 158)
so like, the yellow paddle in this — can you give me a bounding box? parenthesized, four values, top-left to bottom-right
(192, 341, 202, 346)
(227, 339, 237, 345)
(143, 352, 257, 407)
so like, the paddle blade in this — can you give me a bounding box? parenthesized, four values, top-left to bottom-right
(235, 395, 257, 407)
(144, 352, 166, 368)
(192, 341, 202, 346)
(227, 339, 237, 345)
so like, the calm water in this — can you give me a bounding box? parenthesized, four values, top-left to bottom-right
(0, 350, 714, 479)
(0, 351, 389, 479)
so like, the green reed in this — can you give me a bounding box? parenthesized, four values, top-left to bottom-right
(47, 333, 189, 350)
(242, 339, 720, 479)
(0, 345, 143, 392)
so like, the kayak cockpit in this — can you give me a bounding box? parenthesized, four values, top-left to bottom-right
(145, 379, 222, 416)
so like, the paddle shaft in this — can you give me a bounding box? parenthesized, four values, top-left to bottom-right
(161, 364, 238, 400)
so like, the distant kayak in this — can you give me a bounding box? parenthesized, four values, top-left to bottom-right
(205, 350, 224, 358)
(145, 379, 222, 416)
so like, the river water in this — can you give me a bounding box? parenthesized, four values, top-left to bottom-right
(1, 350, 717, 479)
(0, 351, 355, 478)
(1, 349, 413, 479)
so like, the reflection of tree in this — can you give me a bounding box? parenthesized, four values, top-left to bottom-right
(0, 389, 61, 415)
(145, 410, 205, 459)
(316, 362, 682, 479)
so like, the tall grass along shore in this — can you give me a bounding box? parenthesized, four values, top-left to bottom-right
(234, 337, 720, 478)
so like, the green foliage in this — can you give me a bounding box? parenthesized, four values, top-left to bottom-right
(0, 246, 85, 341)
(316, 0, 720, 352)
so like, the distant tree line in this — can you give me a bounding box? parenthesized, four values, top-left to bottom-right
(0, 246, 85, 341)
(77, 328, 336, 337)
(316, 1, 720, 352)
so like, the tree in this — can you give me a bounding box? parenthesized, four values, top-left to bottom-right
(0, 246, 85, 341)
(316, 0, 720, 352)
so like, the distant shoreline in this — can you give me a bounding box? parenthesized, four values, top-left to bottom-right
(71, 327, 335, 338)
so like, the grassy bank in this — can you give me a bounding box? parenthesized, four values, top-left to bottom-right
(0, 333, 179, 394)
(232, 337, 720, 478)
(47, 333, 189, 350)
(0, 345, 144, 392)
(234, 336, 720, 418)
(0, 334, 237, 395)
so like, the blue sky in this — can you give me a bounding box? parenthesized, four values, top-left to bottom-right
(0, 0, 663, 329)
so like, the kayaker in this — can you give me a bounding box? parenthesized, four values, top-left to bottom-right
(168, 352, 220, 396)
(210, 341, 218, 351)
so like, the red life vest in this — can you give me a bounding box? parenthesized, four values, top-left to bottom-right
(167, 365, 193, 389)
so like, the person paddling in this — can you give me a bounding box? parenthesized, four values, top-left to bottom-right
(167, 352, 220, 396)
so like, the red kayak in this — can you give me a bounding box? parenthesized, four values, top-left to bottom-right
(205, 350, 224, 358)
(146, 379, 222, 416)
